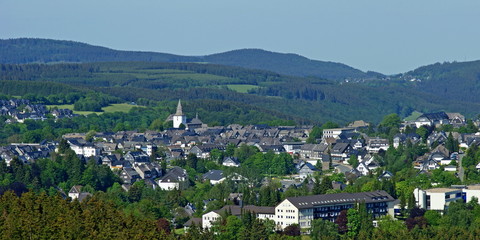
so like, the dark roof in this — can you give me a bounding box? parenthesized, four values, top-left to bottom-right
(215, 205, 275, 216)
(159, 166, 187, 182)
(223, 157, 240, 165)
(184, 218, 202, 227)
(285, 190, 395, 209)
(202, 170, 225, 181)
(419, 112, 449, 121)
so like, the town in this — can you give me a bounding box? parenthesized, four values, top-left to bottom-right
(2, 99, 480, 238)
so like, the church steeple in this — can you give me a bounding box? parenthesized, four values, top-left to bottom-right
(173, 99, 187, 128)
(175, 99, 184, 116)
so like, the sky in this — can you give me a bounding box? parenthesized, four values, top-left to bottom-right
(1, 0, 480, 74)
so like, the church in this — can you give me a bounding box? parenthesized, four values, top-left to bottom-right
(166, 100, 205, 129)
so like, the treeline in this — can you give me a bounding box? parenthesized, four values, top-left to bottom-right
(0, 80, 85, 97)
(0, 191, 170, 239)
(2, 61, 480, 123)
(404, 60, 480, 103)
(0, 38, 196, 64)
(0, 146, 119, 193)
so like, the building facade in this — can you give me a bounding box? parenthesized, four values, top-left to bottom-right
(275, 190, 395, 230)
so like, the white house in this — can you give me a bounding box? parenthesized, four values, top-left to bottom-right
(67, 139, 100, 157)
(202, 205, 275, 229)
(202, 211, 221, 229)
(157, 166, 188, 190)
(222, 157, 240, 167)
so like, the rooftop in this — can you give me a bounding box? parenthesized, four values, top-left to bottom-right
(285, 190, 394, 209)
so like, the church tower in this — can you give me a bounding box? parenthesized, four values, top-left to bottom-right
(173, 100, 187, 128)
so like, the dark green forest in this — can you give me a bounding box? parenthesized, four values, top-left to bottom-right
(1, 60, 480, 125)
(0, 38, 379, 81)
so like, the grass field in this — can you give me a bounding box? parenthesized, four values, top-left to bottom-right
(47, 103, 144, 115)
(404, 111, 423, 121)
(226, 84, 259, 93)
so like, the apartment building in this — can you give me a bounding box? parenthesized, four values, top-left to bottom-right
(275, 190, 395, 229)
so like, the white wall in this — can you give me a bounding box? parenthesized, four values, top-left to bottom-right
(202, 211, 221, 229)
(275, 199, 300, 230)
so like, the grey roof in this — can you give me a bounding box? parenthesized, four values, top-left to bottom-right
(214, 205, 275, 216)
(159, 166, 187, 182)
(223, 156, 240, 164)
(202, 170, 225, 181)
(285, 190, 395, 209)
(419, 112, 449, 121)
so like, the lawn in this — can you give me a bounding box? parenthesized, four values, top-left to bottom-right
(404, 111, 423, 121)
(47, 103, 144, 115)
(226, 84, 260, 93)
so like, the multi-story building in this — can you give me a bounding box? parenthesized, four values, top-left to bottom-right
(275, 190, 395, 230)
(415, 185, 480, 211)
(414, 188, 463, 211)
(322, 128, 354, 139)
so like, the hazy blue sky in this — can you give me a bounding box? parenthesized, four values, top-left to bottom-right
(2, 0, 479, 74)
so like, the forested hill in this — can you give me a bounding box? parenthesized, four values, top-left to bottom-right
(0, 38, 197, 64)
(396, 60, 480, 103)
(0, 38, 381, 81)
(203, 49, 384, 81)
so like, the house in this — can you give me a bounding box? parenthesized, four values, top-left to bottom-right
(275, 190, 395, 230)
(202, 205, 275, 229)
(282, 142, 304, 155)
(366, 137, 389, 153)
(378, 171, 394, 180)
(330, 143, 353, 162)
(322, 128, 355, 139)
(189, 144, 225, 159)
(300, 144, 328, 160)
(202, 170, 226, 185)
(255, 144, 286, 154)
(222, 156, 240, 167)
(356, 161, 370, 176)
(68, 185, 92, 202)
(157, 166, 188, 190)
(446, 113, 466, 127)
(133, 162, 161, 179)
(415, 112, 450, 128)
(120, 167, 141, 184)
(427, 132, 448, 146)
(67, 139, 100, 157)
(393, 133, 421, 148)
(124, 151, 150, 163)
(298, 162, 320, 179)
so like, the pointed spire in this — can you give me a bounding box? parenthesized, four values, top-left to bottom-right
(175, 99, 184, 115)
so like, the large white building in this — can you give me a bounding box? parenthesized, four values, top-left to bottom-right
(275, 190, 395, 230)
(322, 128, 354, 139)
(415, 185, 480, 211)
(414, 188, 462, 211)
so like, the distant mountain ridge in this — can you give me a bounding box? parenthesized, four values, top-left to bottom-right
(0, 38, 381, 81)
